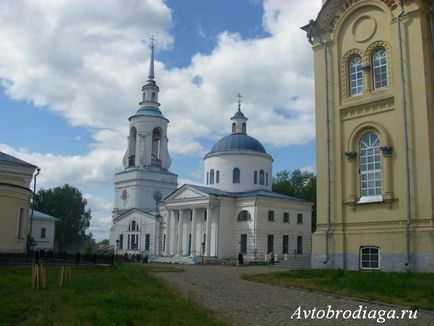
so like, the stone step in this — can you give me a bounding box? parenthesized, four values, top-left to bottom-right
(152, 256, 196, 265)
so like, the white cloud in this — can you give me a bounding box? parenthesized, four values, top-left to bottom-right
(0, 0, 321, 238)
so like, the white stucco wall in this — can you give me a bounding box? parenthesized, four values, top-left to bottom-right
(31, 219, 55, 250)
(203, 152, 272, 192)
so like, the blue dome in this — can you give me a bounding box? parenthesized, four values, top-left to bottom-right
(209, 133, 266, 154)
(232, 110, 246, 119)
(135, 106, 163, 117)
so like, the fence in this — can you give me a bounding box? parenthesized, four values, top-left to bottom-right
(0, 250, 114, 266)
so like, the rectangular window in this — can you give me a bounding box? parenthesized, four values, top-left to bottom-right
(17, 207, 25, 238)
(267, 234, 274, 253)
(296, 236, 303, 254)
(268, 210, 275, 222)
(297, 213, 303, 224)
(282, 235, 289, 254)
(127, 234, 131, 249)
(40, 228, 46, 239)
(119, 234, 123, 249)
(254, 171, 257, 184)
(145, 234, 150, 250)
(283, 212, 289, 223)
(360, 247, 380, 270)
(240, 234, 247, 254)
(163, 234, 166, 252)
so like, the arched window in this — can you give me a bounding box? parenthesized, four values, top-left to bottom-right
(130, 220, 138, 231)
(254, 171, 257, 184)
(233, 167, 240, 183)
(372, 49, 388, 89)
(259, 170, 265, 185)
(237, 210, 251, 221)
(152, 128, 161, 166)
(360, 132, 381, 198)
(128, 127, 137, 167)
(206, 172, 209, 185)
(266, 173, 269, 186)
(360, 246, 380, 270)
(216, 170, 220, 184)
(210, 169, 215, 184)
(151, 92, 157, 101)
(349, 56, 363, 96)
(242, 122, 246, 133)
(232, 123, 236, 133)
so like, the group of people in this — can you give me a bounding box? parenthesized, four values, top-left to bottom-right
(123, 251, 149, 264)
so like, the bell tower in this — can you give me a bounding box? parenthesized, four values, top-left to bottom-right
(113, 38, 177, 215)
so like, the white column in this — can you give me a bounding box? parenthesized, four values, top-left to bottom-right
(213, 212, 218, 257)
(205, 208, 211, 256)
(144, 133, 152, 166)
(176, 210, 183, 256)
(191, 209, 197, 256)
(165, 210, 172, 255)
(182, 210, 190, 256)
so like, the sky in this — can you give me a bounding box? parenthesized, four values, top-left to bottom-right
(0, 0, 322, 241)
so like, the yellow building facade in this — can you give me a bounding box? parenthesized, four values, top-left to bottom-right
(0, 151, 37, 251)
(303, 0, 434, 272)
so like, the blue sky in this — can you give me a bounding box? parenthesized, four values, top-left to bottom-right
(0, 0, 321, 240)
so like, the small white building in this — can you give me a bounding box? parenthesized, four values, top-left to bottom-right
(28, 209, 57, 250)
(109, 43, 312, 262)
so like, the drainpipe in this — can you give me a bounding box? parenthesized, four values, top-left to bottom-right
(29, 167, 41, 252)
(430, 0, 434, 55)
(321, 38, 331, 266)
(397, 0, 411, 271)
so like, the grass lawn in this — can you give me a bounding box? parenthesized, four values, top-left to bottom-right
(243, 269, 434, 311)
(0, 264, 226, 325)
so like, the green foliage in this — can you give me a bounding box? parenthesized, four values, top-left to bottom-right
(98, 239, 109, 246)
(33, 184, 92, 252)
(272, 169, 317, 231)
(0, 265, 224, 325)
(246, 269, 434, 311)
(82, 236, 96, 255)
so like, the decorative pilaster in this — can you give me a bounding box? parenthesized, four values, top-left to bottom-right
(380, 146, 393, 205)
(345, 151, 357, 206)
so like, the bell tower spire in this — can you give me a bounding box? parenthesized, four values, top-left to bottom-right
(140, 36, 160, 108)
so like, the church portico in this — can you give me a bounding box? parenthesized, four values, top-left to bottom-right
(164, 203, 218, 258)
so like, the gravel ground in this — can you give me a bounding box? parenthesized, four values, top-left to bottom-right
(154, 264, 434, 326)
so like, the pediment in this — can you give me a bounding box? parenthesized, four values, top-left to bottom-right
(113, 209, 155, 223)
(165, 185, 208, 201)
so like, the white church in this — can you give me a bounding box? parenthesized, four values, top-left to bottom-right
(109, 43, 312, 263)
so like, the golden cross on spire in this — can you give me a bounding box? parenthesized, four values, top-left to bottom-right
(237, 93, 242, 111)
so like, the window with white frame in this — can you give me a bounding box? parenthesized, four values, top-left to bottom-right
(360, 246, 380, 270)
(360, 132, 381, 198)
(372, 49, 388, 90)
(259, 170, 265, 185)
(40, 228, 46, 239)
(349, 56, 363, 96)
(210, 169, 215, 184)
(237, 210, 251, 221)
(216, 170, 220, 183)
(233, 167, 240, 183)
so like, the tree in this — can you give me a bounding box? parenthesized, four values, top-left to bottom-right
(272, 169, 317, 232)
(33, 184, 92, 252)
